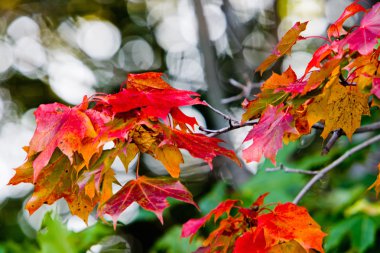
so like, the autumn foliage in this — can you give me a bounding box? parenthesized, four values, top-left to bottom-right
(7, 1, 380, 252)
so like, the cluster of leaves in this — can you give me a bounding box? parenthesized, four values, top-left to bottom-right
(8, 72, 239, 226)
(242, 1, 380, 166)
(7, 1, 380, 253)
(182, 193, 325, 253)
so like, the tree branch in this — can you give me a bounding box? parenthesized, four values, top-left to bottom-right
(266, 164, 319, 175)
(293, 134, 380, 204)
(322, 129, 343, 155)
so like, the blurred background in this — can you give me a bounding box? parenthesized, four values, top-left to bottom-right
(0, 0, 380, 252)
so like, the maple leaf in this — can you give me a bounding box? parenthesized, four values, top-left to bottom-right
(241, 91, 289, 122)
(165, 128, 241, 169)
(302, 58, 341, 94)
(327, 0, 366, 39)
(304, 44, 333, 74)
(155, 144, 184, 178)
(100, 83, 204, 120)
(8, 153, 34, 185)
(181, 199, 239, 238)
(183, 194, 325, 253)
(368, 163, 380, 197)
(99, 176, 198, 227)
(262, 67, 306, 98)
(343, 2, 380, 55)
(117, 143, 139, 172)
(242, 104, 298, 165)
(126, 72, 173, 90)
(254, 203, 326, 253)
(234, 230, 266, 253)
(170, 107, 198, 131)
(18, 150, 80, 216)
(306, 77, 370, 139)
(371, 77, 380, 99)
(256, 22, 308, 74)
(28, 102, 101, 180)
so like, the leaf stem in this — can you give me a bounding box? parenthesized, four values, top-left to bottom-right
(136, 152, 141, 178)
(293, 134, 380, 204)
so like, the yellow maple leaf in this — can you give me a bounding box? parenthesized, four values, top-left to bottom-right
(155, 145, 184, 178)
(307, 77, 370, 140)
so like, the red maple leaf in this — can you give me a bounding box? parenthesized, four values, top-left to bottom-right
(327, 1, 366, 39)
(242, 105, 298, 165)
(164, 127, 241, 169)
(99, 176, 198, 227)
(182, 194, 326, 253)
(343, 2, 380, 55)
(28, 101, 102, 180)
(242, 203, 326, 253)
(181, 199, 239, 238)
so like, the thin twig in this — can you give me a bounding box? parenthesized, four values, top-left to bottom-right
(293, 134, 380, 204)
(322, 129, 343, 155)
(221, 78, 261, 104)
(312, 121, 380, 133)
(354, 121, 380, 133)
(315, 122, 380, 154)
(203, 101, 240, 124)
(266, 164, 319, 175)
(199, 119, 259, 137)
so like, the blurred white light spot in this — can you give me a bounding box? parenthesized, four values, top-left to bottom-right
(243, 31, 275, 68)
(146, 2, 177, 26)
(77, 20, 121, 60)
(57, 19, 78, 48)
(7, 16, 40, 41)
(0, 120, 34, 204)
(282, 51, 312, 77)
(48, 52, 96, 104)
(168, 58, 204, 84)
(178, 0, 198, 45)
(67, 215, 96, 232)
(13, 37, 47, 74)
(293, 0, 324, 17)
(325, 0, 356, 25)
(0, 42, 14, 73)
(117, 39, 154, 71)
(204, 4, 227, 41)
(155, 15, 193, 52)
(229, 0, 274, 22)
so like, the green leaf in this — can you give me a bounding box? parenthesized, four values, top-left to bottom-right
(37, 212, 112, 253)
(150, 225, 202, 253)
(324, 216, 357, 251)
(0, 241, 38, 253)
(324, 214, 376, 252)
(350, 215, 376, 253)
